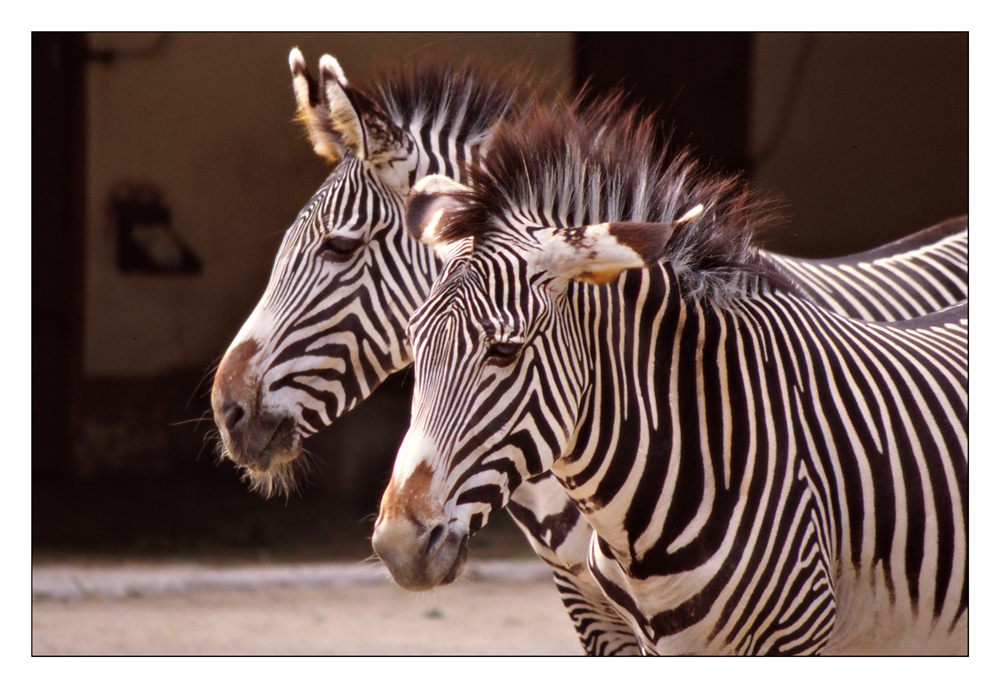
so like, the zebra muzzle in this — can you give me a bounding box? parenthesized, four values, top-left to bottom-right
(212, 338, 302, 472)
(372, 513, 469, 592)
(214, 393, 301, 472)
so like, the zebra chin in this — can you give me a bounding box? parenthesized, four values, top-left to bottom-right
(216, 418, 307, 499)
(236, 452, 309, 499)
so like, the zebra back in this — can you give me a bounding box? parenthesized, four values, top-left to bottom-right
(762, 215, 967, 321)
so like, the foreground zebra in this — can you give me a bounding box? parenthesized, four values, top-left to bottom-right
(372, 99, 968, 654)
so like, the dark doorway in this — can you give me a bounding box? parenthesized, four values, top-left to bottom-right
(33, 32, 87, 481)
(574, 32, 752, 174)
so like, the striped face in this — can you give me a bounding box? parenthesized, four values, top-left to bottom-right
(372, 176, 668, 591)
(212, 152, 434, 496)
(212, 50, 434, 497)
(372, 242, 575, 590)
(212, 51, 523, 497)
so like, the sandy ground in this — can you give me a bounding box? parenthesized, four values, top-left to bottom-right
(31, 559, 584, 656)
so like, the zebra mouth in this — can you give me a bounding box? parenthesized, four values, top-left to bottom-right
(225, 415, 307, 499)
(259, 416, 301, 465)
(224, 412, 301, 473)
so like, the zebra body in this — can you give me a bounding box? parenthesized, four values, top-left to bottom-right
(573, 285, 967, 654)
(372, 101, 968, 654)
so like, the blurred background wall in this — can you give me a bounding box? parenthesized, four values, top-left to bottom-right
(32, 32, 967, 559)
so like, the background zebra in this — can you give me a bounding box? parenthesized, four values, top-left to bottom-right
(764, 216, 966, 322)
(211, 50, 640, 656)
(212, 48, 522, 495)
(372, 99, 967, 655)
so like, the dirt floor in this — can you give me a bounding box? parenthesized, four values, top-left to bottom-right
(32, 559, 583, 656)
(31, 474, 589, 656)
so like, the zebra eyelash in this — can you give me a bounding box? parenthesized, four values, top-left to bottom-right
(484, 338, 523, 365)
(477, 317, 529, 364)
(317, 235, 365, 261)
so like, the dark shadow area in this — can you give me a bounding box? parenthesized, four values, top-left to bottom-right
(32, 32, 968, 565)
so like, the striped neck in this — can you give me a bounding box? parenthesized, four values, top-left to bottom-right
(554, 267, 802, 572)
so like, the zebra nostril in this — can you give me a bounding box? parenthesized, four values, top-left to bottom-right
(424, 523, 448, 557)
(222, 400, 247, 433)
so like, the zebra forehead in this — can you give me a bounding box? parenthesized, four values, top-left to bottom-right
(280, 159, 374, 238)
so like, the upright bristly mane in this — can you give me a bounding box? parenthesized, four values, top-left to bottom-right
(371, 58, 529, 153)
(440, 95, 786, 301)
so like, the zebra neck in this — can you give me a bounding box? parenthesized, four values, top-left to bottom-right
(547, 267, 965, 644)
(554, 267, 786, 573)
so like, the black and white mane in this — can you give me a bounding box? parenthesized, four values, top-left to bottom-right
(440, 96, 789, 302)
(371, 58, 529, 157)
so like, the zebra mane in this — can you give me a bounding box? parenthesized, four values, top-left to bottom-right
(370, 57, 529, 152)
(440, 95, 786, 301)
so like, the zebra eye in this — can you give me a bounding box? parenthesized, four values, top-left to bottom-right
(485, 340, 522, 365)
(318, 235, 364, 261)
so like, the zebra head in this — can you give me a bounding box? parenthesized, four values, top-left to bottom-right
(212, 50, 522, 497)
(371, 101, 765, 591)
(212, 50, 421, 496)
(372, 176, 683, 590)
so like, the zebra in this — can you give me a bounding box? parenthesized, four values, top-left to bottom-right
(371, 98, 968, 655)
(211, 48, 522, 495)
(212, 52, 966, 656)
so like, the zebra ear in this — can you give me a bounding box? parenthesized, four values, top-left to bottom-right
(290, 50, 408, 167)
(290, 49, 347, 162)
(406, 175, 471, 256)
(317, 54, 368, 161)
(534, 205, 704, 284)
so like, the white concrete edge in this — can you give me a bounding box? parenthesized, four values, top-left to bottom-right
(32, 559, 554, 601)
